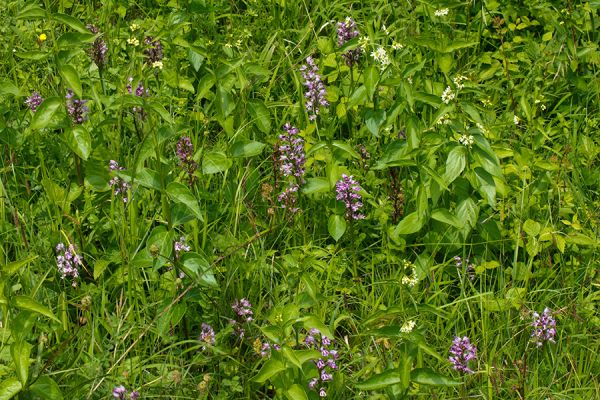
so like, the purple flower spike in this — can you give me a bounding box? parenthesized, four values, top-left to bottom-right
(112, 385, 127, 399)
(176, 136, 198, 183)
(300, 56, 329, 121)
(56, 242, 83, 287)
(25, 91, 43, 112)
(277, 123, 305, 181)
(87, 24, 108, 67)
(144, 36, 163, 65)
(448, 336, 477, 374)
(65, 90, 89, 124)
(277, 183, 300, 213)
(531, 308, 556, 347)
(108, 160, 131, 203)
(200, 322, 215, 348)
(335, 174, 365, 220)
(337, 17, 361, 66)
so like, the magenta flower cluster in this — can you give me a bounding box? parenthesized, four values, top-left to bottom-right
(144, 36, 163, 65)
(230, 298, 253, 338)
(454, 255, 475, 280)
(112, 385, 139, 400)
(25, 91, 43, 112)
(108, 160, 131, 203)
(337, 17, 361, 66)
(260, 341, 281, 358)
(300, 56, 329, 121)
(305, 328, 339, 398)
(66, 90, 89, 125)
(199, 322, 215, 349)
(277, 123, 305, 180)
(176, 136, 198, 183)
(127, 77, 149, 118)
(55, 243, 83, 286)
(87, 24, 108, 67)
(174, 236, 191, 258)
(531, 307, 556, 347)
(448, 336, 477, 374)
(335, 174, 365, 220)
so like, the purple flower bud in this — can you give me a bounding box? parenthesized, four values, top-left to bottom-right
(301, 57, 329, 121)
(448, 336, 477, 374)
(144, 36, 163, 65)
(87, 24, 108, 67)
(65, 90, 89, 125)
(112, 385, 127, 399)
(531, 308, 556, 347)
(56, 242, 82, 286)
(337, 17, 361, 66)
(25, 91, 43, 112)
(200, 322, 215, 348)
(335, 174, 365, 220)
(176, 136, 198, 184)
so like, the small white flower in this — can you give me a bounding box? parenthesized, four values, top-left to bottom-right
(476, 123, 489, 134)
(129, 23, 140, 31)
(127, 37, 139, 46)
(434, 8, 449, 17)
(459, 134, 475, 147)
(407, 76, 413, 85)
(402, 275, 418, 287)
(382, 24, 389, 35)
(358, 36, 370, 50)
(224, 42, 233, 49)
(371, 47, 390, 70)
(540, 104, 546, 110)
(436, 114, 451, 125)
(513, 115, 520, 125)
(441, 86, 455, 104)
(152, 61, 163, 69)
(481, 98, 492, 107)
(400, 320, 416, 333)
(391, 41, 404, 50)
(453, 75, 468, 90)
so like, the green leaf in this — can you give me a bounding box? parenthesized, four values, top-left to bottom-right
(523, 219, 541, 237)
(444, 146, 466, 185)
(252, 358, 285, 383)
(356, 369, 402, 390)
(364, 65, 379, 100)
(52, 13, 88, 33)
(0, 377, 22, 400)
(30, 97, 64, 130)
(202, 151, 232, 174)
(410, 368, 461, 386)
(65, 126, 91, 160)
(281, 346, 302, 369)
(216, 85, 235, 119)
(17, 5, 46, 19)
(247, 99, 271, 133)
(394, 211, 425, 235)
(93, 259, 110, 280)
(231, 140, 266, 158)
(166, 182, 203, 221)
(11, 340, 32, 384)
(285, 384, 308, 400)
(57, 32, 96, 48)
(134, 168, 161, 191)
(347, 85, 367, 108)
(13, 296, 60, 323)
(431, 209, 463, 228)
(437, 53, 453, 73)
(3, 255, 38, 276)
(365, 109, 386, 136)
(188, 48, 205, 72)
(14, 51, 49, 61)
(180, 253, 217, 288)
(0, 80, 21, 97)
(302, 178, 330, 194)
(29, 376, 64, 400)
(328, 215, 346, 241)
(331, 141, 359, 158)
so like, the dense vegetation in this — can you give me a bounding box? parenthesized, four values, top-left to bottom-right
(0, 0, 598, 398)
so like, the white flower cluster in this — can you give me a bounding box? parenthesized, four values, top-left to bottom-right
(371, 47, 390, 70)
(434, 8, 449, 17)
(513, 115, 520, 125)
(400, 320, 416, 333)
(401, 260, 418, 287)
(453, 75, 468, 90)
(441, 86, 455, 104)
(459, 134, 475, 147)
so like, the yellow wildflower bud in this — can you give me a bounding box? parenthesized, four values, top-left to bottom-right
(38, 33, 47, 42)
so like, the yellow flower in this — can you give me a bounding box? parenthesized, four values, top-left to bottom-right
(38, 33, 47, 42)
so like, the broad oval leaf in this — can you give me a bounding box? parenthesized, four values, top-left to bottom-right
(180, 252, 217, 288)
(65, 126, 91, 160)
(356, 369, 402, 390)
(302, 177, 330, 194)
(59, 65, 82, 98)
(431, 209, 463, 228)
(410, 368, 461, 386)
(328, 214, 346, 241)
(13, 296, 60, 323)
(247, 99, 271, 133)
(0, 377, 22, 400)
(444, 145, 466, 185)
(166, 182, 203, 221)
(285, 384, 308, 400)
(52, 13, 88, 33)
(394, 211, 425, 235)
(11, 340, 32, 384)
(202, 151, 232, 174)
(30, 97, 64, 130)
(29, 376, 64, 400)
(230, 140, 266, 158)
(252, 358, 285, 383)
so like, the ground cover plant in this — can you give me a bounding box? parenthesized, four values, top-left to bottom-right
(0, 0, 599, 398)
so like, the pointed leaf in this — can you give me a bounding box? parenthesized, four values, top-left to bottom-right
(202, 151, 232, 174)
(166, 182, 203, 221)
(180, 253, 217, 288)
(248, 99, 271, 133)
(356, 369, 402, 390)
(410, 368, 461, 386)
(52, 13, 88, 33)
(431, 209, 463, 228)
(30, 97, 64, 130)
(252, 358, 285, 383)
(328, 215, 346, 241)
(0, 378, 22, 400)
(444, 146, 466, 185)
(11, 340, 32, 384)
(65, 126, 91, 160)
(13, 296, 60, 323)
(29, 376, 64, 400)
(3, 255, 38, 276)
(285, 384, 308, 400)
(231, 140, 266, 158)
(59, 65, 82, 98)
(394, 211, 424, 235)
